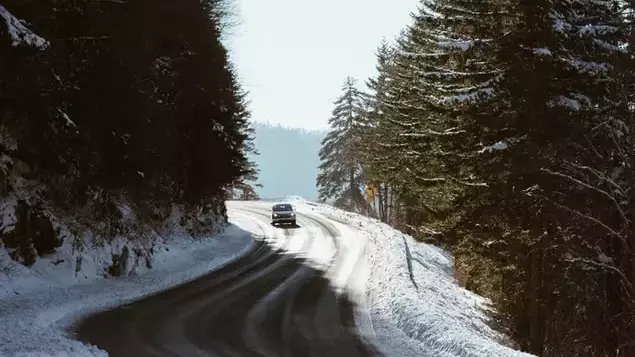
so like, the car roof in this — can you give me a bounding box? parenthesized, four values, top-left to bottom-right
(273, 203, 293, 208)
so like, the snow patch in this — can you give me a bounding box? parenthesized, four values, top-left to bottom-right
(57, 109, 76, 128)
(0, 5, 49, 49)
(480, 141, 508, 153)
(548, 95, 582, 111)
(437, 39, 474, 51)
(551, 12, 570, 33)
(0, 126, 18, 151)
(0, 153, 13, 174)
(0, 224, 254, 357)
(0, 195, 18, 235)
(577, 24, 619, 36)
(479, 137, 524, 154)
(533, 48, 552, 56)
(598, 253, 612, 264)
(440, 87, 495, 104)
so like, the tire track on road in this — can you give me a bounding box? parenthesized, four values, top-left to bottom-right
(73, 201, 381, 357)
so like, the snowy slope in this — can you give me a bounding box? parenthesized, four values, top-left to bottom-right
(292, 198, 533, 357)
(0, 225, 254, 357)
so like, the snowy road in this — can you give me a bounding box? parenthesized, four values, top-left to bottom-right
(73, 201, 379, 357)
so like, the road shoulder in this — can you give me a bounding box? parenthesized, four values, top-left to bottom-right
(0, 224, 254, 357)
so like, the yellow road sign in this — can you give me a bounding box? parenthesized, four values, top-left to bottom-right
(366, 183, 378, 203)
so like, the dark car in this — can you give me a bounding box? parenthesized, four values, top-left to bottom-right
(271, 203, 296, 226)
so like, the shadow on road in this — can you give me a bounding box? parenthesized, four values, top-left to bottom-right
(271, 222, 302, 229)
(72, 226, 378, 357)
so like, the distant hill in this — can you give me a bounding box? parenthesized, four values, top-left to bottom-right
(250, 122, 325, 201)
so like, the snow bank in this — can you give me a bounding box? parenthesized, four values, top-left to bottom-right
(0, 224, 254, 357)
(299, 202, 532, 357)
(0, 5, 49, 49)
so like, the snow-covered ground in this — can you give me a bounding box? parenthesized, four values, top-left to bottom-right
(0, 224, 254, 357)
(286, 197, 533, 357)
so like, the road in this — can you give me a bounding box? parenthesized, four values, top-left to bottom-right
(73, 201, 379, 357)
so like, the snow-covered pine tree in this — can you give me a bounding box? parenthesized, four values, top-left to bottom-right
(357, 0, 634, 355)
(359, 40, 399, 223)
(505, 1, 634, 355)
(317, 77, 367, 211)
(468, 0, 634, 355)
(376, 0, 508, 238)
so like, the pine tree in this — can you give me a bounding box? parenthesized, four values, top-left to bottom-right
(229, 70, 261, 200)
(317, 77, 367, 211)
(357, 0, 635, 355)
(485, 2, 635, 355)
(1, 0, 255, 256)
(360, 41, 398, 223)
(366, 0, 508, 237)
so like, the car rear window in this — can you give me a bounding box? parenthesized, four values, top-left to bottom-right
(273, 204, 292, 211)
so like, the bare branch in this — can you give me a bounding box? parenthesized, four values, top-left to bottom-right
(55, 36, 113, 42)
(541, 168, 629, 225)
(583, 134, 605, 160)
(564, 162, 627, 197)
(536, 193, 624, 239)
(449, 176, 488, 187)
(565, 258, 633, 290)
(399, 128, 466, 137)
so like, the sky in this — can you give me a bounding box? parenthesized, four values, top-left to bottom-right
(227, 0, 419, 131)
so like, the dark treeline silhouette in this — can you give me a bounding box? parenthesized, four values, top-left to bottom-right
(0, 0, 257, 267)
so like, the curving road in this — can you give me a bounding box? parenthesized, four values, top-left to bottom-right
(73, 201, 379, 357)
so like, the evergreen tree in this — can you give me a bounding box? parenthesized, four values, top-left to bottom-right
(317, 77, 367, 211)
(360, 41, 398, 223)
(229, 70, 261, 200)
(358, 0, 635, 355)
(1, 0, 257, 260)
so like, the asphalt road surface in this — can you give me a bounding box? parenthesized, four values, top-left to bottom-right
(73, 201, 379, 357)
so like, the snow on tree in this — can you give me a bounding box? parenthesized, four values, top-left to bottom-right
(0, 0, 255, 265)
(359, 41, 400, 223)
(0, 4, 48, 49)
(358, 0, 635, 355)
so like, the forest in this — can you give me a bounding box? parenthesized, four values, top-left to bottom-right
(317, 1, 635, 356)
(251, 122, 324, 200)
(0, 0, 257, 268)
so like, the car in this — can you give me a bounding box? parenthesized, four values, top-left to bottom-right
(271, 203, 296, 226)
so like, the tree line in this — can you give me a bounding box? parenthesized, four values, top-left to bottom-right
(0, 0, 258, 266)
(317, 1, 635, 356)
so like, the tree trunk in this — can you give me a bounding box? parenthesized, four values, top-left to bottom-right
(607, 233, 629, 357)
(381, 184, 388, 223)
(528, 242, 545, 356)
(350, 168, 355, 209)
(387, 187, 394, 225)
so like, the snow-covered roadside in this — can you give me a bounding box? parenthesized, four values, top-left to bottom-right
(291, 197, 533, 357)
(0, 224, 254, 357)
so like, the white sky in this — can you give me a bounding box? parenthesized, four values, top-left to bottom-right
(228, 0, 418, 130)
